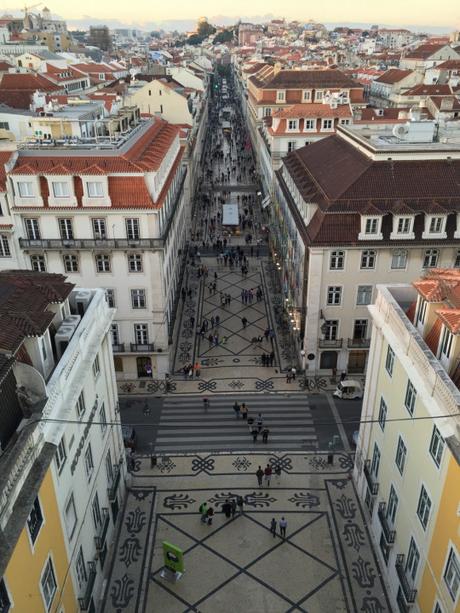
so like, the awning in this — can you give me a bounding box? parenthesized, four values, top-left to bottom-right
(262, 195, 271, 209)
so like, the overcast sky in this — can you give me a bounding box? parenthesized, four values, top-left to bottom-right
(3, 0, 459, 29)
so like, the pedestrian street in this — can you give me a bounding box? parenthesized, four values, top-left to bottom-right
(100, 452, 391, 613)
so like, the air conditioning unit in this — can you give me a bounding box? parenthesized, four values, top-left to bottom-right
(73, 290, 92, 316)
(55, 325, 75, 358)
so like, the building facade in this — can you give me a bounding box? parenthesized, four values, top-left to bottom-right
(353, 270, 460, 613)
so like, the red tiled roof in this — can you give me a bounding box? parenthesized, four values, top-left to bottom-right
(0, 72, 57, 91)
(374, 69, 413, 84)
(436, 308, 460, 334)
(272, 103, 352, 119)
(403, 84, 452, 96)
(404, 43, 449, 59)
(425, 317, 442, 354)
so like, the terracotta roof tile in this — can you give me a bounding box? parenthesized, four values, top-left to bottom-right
(425, 317, 442, 354)
(374, 69, 413, 84)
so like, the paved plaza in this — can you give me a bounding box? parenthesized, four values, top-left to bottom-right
(101, 452, 391, 613)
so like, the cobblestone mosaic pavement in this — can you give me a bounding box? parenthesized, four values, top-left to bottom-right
(101, 452, 392, 613)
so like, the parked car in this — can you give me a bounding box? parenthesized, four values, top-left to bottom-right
(333, 380, 363, 400)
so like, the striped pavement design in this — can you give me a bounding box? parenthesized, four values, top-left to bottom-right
(153, 395, 318, 452)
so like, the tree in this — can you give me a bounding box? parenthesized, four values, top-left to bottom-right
(197, 20, 216, 38)
(213, 30, 234, 45)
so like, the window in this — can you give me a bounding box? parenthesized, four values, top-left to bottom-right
(330, 250, 344, 270)
(126, 218, 140, 240)
(99, 402, 107, 435)
(322, 119, 333, 130)
(55, 436, 67, 473)
(92, 492, 102, 530)
(397, 217, 411, 234)
(134, 323, 149, 345)
(128, 253, 143, 272)
(105, 449, 113, 483)
(433, 602, 444, 613)
(287, 119, 298, 130)
(31, 255, 46, 272)
(417, 485, 432, 529)
(385, 346, 395, 376)
(18, 181, 34, 197)
(40, 557, 57, 610)
(423, 249, 439, 268)
(92, 355, 100, 378)
(454, 250, 460, 268)
(361, 250, 376, 269)
(111, 323, 120, 345)
(86, 181, 104, 197)
(391, 249, 407, 269)
(302, 89, 311, 101)
(395, 436, 407, 474)
(276, 90, 285, 102)
(41, 338, 47, 362)
(92, 218, 107, 239)
(378, 397, 387, 430)
(417, 299, 427, 324)
(105, 289, 115, 308)
(52, 181, 69, 198)
(444, 548, 460, 601)
(65, 493, 77, 539)
(75, 547, 87, 590)
(84, 443, 94, 480)
(356, 285, 372, 306)
(0, 121, 9, 129)
(0, 235, 11, 257)
(365, 218, 378, 234)
(429, 426, 445, 467)
(131, 289, 146, 309)
(353, 319, 368, 340)
(404, 380, 417, 415)
(95, 254, 111, 272)
(440, 327, 453, 358)
(324, 320, 339, 341)
(263, 107, 272, 117)
(387, 485, 398, 524)
(27, 497, 44, 544)
(406, 537, 420, 584)
(371, 443, 381, 477)
(304, 119, 315, 130)
(76, 391, 85, 417)
(25, 218, 41, 240)
(315, 89, 323, 101)
(327, 286, 342, 305)
(287, 141, 296, 153)
(63, 254, 78, 272)
(429, 216, 444, 233)
(0, 578, 11, 613)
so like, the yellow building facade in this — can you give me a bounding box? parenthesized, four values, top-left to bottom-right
(2, 468, 76, 613)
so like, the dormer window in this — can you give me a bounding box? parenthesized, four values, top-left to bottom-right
(315, 89, 324, 102)
(390, 215, 415, 240)
(321, 119, 333, 131)
(359, 215, 383, 241)
(52, 181, 69, 198)
(287, 119, 298, 131)
(86, 181, 104, 198)
(276, 90, 285, 102)
(302, 89, 311, 102)
(18, 181, 34, 197)
(423, 214, 447, 239)
(304, 119, 315, 131)
(439, 326, 453, 360)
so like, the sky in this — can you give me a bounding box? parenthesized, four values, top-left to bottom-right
(2, 0, 459, 30)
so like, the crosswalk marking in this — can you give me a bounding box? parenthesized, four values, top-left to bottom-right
(153, 395, 318, 452)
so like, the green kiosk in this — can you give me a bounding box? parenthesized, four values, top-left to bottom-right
(160, 541, 185, 582)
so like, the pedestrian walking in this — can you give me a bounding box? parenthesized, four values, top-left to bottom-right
(275, 464, 281, 485)
(264, 464, 272, 487)
(279, 517, 287, 538)
(203, 397, 209, 411)
(199, 501, 208, 523)
(233, 401, 240, 418)
(291, 366, 297, 381)
(256, 413, 263, 432)
(262, 427, 269, 443)
(240, 403, 248, 419)
(241, 316, 248, 328)
(231, 498, 237, 518)
(207, 507, 214, 525)
(270, 517, 277, 538)
(237, 495, 244, 514)
(251, 426, 258, 443)
(256, 466, 264, 487)
(222, 499, 232, 518)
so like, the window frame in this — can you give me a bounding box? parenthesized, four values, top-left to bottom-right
(326, 285, 342, 306)
(30, 254, 46, 272)
(76, 391, 85, 418)
(395, 435, 407, 475)
(329, 250, 345, 270)
(356, 285, 372, 306)
(360, 249, 376, 270)
(105, 289, 115, 308)
(18, 180, 34, 198)
(423, 248, 439, 268)
(52, 181, 69, 198)
(55, 436, 67, 474)
(86, 181, 104, 198)
(63, 253, 78, 273)
(378, 397, 387, 431)
(84, 443, 94, 481)
(385, 346, 395, 376)
(126, 218, 140, 240)
(443, 547, 460, 602)
(40, 556, 57, 612)
(416, 484, 432, 530)
(134, 323, 149, 345)
(404, 380, 417, 415)
(27, 496, 44, 545)
(131, 288, 146, 309)
(0, 235, 11, 258)
(99, 402, 107, 435)
(92, 218, 107, 239)
(128, 253, 143, 272)
(64, 493, 77, 539)
(391, 249, 407, 270)
(429, 425, 445, 468)
(95, 253, 111, 273)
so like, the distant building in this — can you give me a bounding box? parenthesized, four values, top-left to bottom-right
(88, 26, 112, 52)
(238, 23, 264, 47)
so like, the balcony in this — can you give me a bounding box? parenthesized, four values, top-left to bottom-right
(107, 465, 121, 502)
(130, 343, 155, 353)
(19, 237, 164, 251)
(112, 343, 125, 353)
(319, 338, 343, 349)
(378, 502, 396, 544)
(94, 508, 110, 551)
(77, 561, 97, 611)
(395, 554, 417, 605)
(363, 460, 379, 496)
(348, 338, 371, 349)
